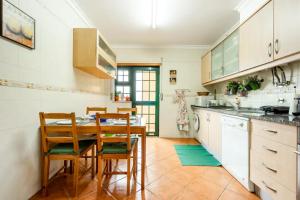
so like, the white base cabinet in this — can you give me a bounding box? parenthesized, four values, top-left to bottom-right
(197, 110, 222, 160)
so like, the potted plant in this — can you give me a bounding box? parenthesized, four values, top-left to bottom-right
(238, 83, 248, 97)
(244, 75, 264, 91)
(226, 81, 239, 95)
(115, 91, 121, 101)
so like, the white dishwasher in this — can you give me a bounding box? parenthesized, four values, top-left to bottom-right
(221, 115, 254, 191)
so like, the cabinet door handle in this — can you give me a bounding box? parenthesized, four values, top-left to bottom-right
(275, 39, 279, 54)
(268, 43, 272, 57)
(263, 145, 278, 154)
(262, 181, 277, 193)
(263, 129, 278, 134)
(262, 163, 277, 173)
(294, 150, 300, 155)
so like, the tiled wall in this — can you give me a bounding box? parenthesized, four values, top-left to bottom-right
(0, 0, 111, 199)
(210, 61, 300, 108)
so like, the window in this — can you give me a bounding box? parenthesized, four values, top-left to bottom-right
(115, 69, 131, 100)
(116, 86, 131, 98)
(117, 70, 129, 82)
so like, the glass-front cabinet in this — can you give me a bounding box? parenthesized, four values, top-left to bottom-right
(211, 43, 224, 80)
(211, 29, 239, 80)
(223, 30, 239, 76)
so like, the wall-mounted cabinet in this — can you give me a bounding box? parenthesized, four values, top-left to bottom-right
(73, 28, 117, 79)
(273, 0, 300, 60)
(223, 30, 239, 75)
(202, 0, 300, 86)
(211, 30, 239, 81)
(201, 52, 211, 84)
(239, 1, 273, 71)
(211, 43, 224, 80)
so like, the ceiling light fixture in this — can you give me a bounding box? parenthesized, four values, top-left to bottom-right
(151, 0, 157, 29)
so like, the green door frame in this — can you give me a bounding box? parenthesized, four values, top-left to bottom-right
(116, 66, 160, 136)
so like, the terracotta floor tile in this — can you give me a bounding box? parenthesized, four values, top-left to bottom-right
(79, 189, 117, 200)
(183, 178, 225, 200)
(124, 189, 160, 200)
(136, 167, 164, 186)
(32, 138, 260, 200)
(146, 176, 185, 200)
(226, 179, 259, 200)
(164, 168, 197, 186)
(218, 190, 261, 200)
(200, 167, 233, 188)
(107, 176, 141, 200)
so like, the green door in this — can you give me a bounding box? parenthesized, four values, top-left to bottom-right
(116, 66, 160, 136)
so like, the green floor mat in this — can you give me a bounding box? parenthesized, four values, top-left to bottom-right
(174, 144, 221, 166)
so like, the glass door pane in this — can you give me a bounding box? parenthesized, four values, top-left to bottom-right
(133, 68, 159, 136)
(211, 43, 224, 80)
(223, 30, 239, 76)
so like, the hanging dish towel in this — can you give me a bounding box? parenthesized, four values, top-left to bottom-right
(175, 90, 190, 133)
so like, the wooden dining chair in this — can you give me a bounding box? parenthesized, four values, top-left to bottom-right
(117, 107, 137, 115)
(96, 113, 138, 195)
(39, 112, 95, 196)
(86, 107, 107, 115)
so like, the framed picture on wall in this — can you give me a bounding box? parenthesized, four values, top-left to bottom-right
(169, 70, 177, 85)
(0, 0, 35, 49)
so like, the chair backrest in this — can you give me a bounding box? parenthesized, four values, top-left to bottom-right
(86, 107, 107, 115)
(39, 112, 79, 154)
(117, 107, 137, 115)
(95, 113, 131, 152)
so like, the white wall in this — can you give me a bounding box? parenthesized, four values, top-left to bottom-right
(114, 47, 208, 138)
(0, 0, 111, 199)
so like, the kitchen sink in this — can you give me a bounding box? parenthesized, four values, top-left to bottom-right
(238, 110, 265, 117)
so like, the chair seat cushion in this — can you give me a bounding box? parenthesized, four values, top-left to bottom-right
(48, 140, 95, 155)
(99, 138, 138, 154)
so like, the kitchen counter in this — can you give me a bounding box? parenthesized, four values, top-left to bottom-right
(191, 105, 300, 127)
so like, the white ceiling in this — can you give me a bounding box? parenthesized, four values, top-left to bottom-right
(75, 0, 241, 47)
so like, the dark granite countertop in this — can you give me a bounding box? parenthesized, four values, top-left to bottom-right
(191, 105, 300, 127)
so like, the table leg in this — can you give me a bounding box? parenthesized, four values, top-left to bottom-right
(141, 128, 146, 189)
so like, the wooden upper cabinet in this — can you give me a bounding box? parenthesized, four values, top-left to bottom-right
(274, 0, 300, 60)
(201, 52, 211, 84)
(73, 28, 117, 79)
(239, 1, 273, 71)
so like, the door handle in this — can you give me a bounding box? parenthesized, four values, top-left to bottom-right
(268, 43, 272, 57)
(262, 181, 277, 193)
(263, 129, 278, 134)
(262, 162, 277, 173)
(275, 39, 279, 54)
(294, 150, 300, 155)
(263, 145, 278, 154)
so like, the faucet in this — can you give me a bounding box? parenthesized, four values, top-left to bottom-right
(227, 97, 241, 111)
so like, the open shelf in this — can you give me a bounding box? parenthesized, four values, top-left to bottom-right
(73, 28, 117, 79)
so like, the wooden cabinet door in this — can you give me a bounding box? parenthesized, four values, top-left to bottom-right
(199, 110, 209, 147)
(208, 112, 222, 159)
(274, 0, 300, 59)
(239, 1, 273, 71)
(201, 52, 211, 84)
(211, 43, 224, 80)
